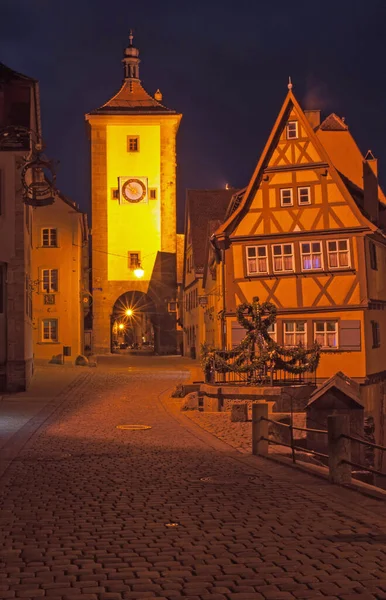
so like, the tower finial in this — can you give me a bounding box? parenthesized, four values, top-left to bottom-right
(288, 76, 293, 90)
(129, 29, 134, 46)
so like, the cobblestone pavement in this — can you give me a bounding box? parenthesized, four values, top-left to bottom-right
(2, 357, 386, 599)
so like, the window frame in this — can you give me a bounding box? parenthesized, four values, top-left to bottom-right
(271, 243, 295, 273)
(128, 251, 141, 270)
(41, 227, 58, 248)
(369, 241, 378, 270)
(297, 186, 311, 205)
(286, 121, 298, 140)
(314, 320, 338, 349)
(283, 320, 307, 347)
(266, 322, 277, 342)
(300, 241, 323, 271)
(280, 188, 293, 207)
(326, 239, 351, 269)
(246, 245, 269, 275)
(41, 268, 59, 293)
(127, 136, 140, 152)
(371, 320, 380, 349)
(41, 318, 59, 343)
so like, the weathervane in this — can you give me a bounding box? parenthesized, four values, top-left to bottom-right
(288, 76, 293, 90)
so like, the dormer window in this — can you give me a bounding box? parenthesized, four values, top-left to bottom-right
(286, 121, 298, 140)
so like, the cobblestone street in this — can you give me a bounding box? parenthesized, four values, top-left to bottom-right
(2, 356, 386, 600)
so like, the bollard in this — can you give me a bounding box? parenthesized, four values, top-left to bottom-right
(327, 414, 351, 485)
(252, 401, 269, 456)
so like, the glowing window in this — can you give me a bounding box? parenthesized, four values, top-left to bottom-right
(301, 241, 323, 270)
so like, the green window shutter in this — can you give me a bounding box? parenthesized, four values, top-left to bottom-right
(340, 320, 361, 351)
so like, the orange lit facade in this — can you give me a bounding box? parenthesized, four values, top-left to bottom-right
(210, 88, 386, 384)
(31, 193, 89, 362)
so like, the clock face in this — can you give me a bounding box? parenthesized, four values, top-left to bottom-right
(122, 178, 146, 203)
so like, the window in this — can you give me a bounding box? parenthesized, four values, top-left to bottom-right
(300, 241, 323, 270)
(369, 241, 378, 270)
(272, 244, 294, 272)
(314, 321, 338, 348)
(286, 121, 298, 139)
(372, 321, 380, 348)
(327, 240, 350, 269)
(42, 228, 58, 247)
(127, 136, 139, 152)
(128, 252, 140, 269)
(267, 323, 277, 342)
(284, 321, 307, 346)
(42, 319, 58, 342)
(246, 246, 268, 275)
(280, 188, 293, 207)
(149, 188, 157, 200)
(298, 187, 311, 205)
(42, 269, 58, 293)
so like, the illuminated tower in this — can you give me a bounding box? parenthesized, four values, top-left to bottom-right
(86, 33, 182, 353)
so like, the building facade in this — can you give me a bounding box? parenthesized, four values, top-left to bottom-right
(211, 87, 386, 384)
(182, 189, 236, 357)
(0, 63, 41, 391)
(86, 34, 182, 354)
(31, 193, 88, 362)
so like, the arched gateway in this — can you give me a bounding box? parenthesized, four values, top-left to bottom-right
(85, 34, 182, 354)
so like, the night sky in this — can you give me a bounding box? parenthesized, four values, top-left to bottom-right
(1, 0, 385, 231)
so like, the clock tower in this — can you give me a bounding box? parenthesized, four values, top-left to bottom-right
(86, 33, 182, 354)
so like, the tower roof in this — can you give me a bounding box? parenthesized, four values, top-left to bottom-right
(89, 32, 177, 115)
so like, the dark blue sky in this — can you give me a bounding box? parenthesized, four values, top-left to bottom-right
(1, 0, 385, 231)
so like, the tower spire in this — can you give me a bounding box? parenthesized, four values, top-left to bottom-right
(123, 30, 140, 81)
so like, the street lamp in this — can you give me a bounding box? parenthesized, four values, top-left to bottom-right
(118, 323, 125, 331)
(125, 308, 134, 317)
(133, 262, 144, 279)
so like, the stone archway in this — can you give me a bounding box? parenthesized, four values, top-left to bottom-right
(111, 290, 159, 354)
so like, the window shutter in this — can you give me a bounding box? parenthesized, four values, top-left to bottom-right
(231, 322, 246, 348)
(339, 320, 361, 351)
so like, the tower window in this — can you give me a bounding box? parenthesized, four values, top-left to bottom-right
(286, 121, 298, 139)
(149, 188, 157, 200)
(127, 136, 139, 152)
(42, 228, 58, 247)
(128, 252, 140, 269)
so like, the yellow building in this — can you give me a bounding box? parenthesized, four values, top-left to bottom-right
(31, 192, 89, 362)
(211, 85, 386, 384)
(86, 33, 182, 354)
(182, 189, 236, 357)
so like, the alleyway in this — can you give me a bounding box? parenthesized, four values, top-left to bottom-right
(2, 356, 386, 600)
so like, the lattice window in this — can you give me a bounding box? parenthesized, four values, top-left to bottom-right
(327, 240, 350, 269)
(284, 321, 307, 346)
(42, 319, 58, 342)
(272, 244, 294, 272)
(301, 241, 323, 270)
(42, 269, 58, 292)
(42, 228, 58, 247)
(246, 246, 268, 275)
(314, 321, 338, 348)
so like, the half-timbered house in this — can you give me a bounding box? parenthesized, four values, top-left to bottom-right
(211, 86, 386, 384)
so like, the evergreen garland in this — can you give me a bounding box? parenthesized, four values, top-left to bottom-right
(201, 296, 320, 382)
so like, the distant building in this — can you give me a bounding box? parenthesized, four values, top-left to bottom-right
(85, 33, 182, 354)
(31, 192, 89, 363)
(182, 189, 236, 358)
(210, 87, 386, 386)
(0, 63, 42, 391)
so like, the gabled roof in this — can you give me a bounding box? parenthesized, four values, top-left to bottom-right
(319, 113, 348, 131)
(185, 189, 236, 275)
(307, 371, 363, 408)
(88, 80, 176, 115)
(0, 62, 37, 83)
(213, 89, 379, 241)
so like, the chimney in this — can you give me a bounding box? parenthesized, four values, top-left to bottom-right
(363, 151, 379, 225)
(304, 109, 321, 130)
